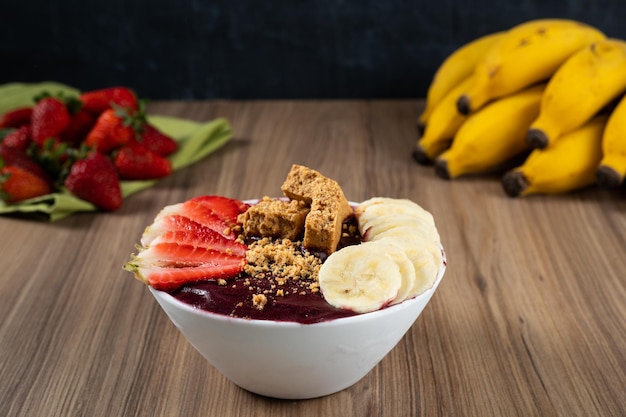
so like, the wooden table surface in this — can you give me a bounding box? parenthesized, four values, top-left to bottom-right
(1, 100, 625, 417)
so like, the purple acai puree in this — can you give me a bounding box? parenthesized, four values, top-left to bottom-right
(169, 276, 357, 324)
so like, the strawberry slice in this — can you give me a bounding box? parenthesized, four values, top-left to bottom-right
(155, 202, 236, 240)
(151, 229, 247, 257)
(141, 214, 200, 246)
(188, 195, 250, 227)
(128, 243, 245, 290)
(129, 256, 245, 291)
(139, 242, 243, 266)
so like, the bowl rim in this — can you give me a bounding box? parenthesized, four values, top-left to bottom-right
(148, 197, 446, 328)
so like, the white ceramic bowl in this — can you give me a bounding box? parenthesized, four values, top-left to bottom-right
(149, 247, 446, 399)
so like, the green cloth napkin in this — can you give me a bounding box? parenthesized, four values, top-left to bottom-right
(0, 82, 233, 221)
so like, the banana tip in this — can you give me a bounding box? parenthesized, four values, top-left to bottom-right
(527, 129, 549, 149)
(434, 159, 451, 179)
(456, 95, 472, 115)
(416, 120, 426, 136)
(412, 146, 434, 165)
(596, 165, 623, 189)
(501, 171, 528, 197)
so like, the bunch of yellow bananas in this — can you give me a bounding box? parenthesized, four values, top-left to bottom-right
(414, 18, 626, 196)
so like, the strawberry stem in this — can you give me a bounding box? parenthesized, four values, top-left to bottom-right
(33, 90, 83, 113)
(111, 102, 146, 133)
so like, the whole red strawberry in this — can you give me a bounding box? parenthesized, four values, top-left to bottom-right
(64, 152, 122, 211)
(80, 87, 138, 115)
(0, 107, 33, 129)
(0, 165, 52, 203)
(60, 108, 96, 145)
(2, 125, 32, 151)
(138, 124, 178, 156)
(0, 144, 52, 184)
(114, 144, 172, 180)
(31, 97, 71, 145)
(83, 107, 138, 153)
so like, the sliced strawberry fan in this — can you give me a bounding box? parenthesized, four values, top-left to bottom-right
(126, 195, 251, 291)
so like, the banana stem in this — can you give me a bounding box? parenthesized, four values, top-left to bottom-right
(596, 164, 625, 188)
(501, 170, 530, 197)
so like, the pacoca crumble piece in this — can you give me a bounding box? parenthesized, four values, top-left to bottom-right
(280, 164, 353, 254)
(238, 196, 310, 241)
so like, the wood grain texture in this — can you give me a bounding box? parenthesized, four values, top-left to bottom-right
(1, 100, 624, 417)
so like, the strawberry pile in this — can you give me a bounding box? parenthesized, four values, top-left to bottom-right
(0, 86, 178, 211)
(125, 196, 251, 291)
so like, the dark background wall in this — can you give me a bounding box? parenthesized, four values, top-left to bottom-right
(2, 0, 624, 100)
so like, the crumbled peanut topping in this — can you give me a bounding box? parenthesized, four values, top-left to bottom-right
(252, 294, 268, 310)
(244, 238, 322, 282)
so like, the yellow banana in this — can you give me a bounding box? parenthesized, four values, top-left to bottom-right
(433, 83, 545, 179)
(527, 39, 626, 149)
(456, 19, 606, 115)
(597, 93, 626, 188)
(502, 116, 608, 197)
(418, 31, 505, 130)
(413, 76, 474, 164)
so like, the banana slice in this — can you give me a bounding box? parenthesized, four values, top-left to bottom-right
(382, 241, 417, 305)
(360, 213, 440, 242)
(357, 199, 439, 239)
(375, 237, 440, 297)
(356, 197, 436, 226)
(356, 197, 417, 213)
(319, 241, 410, 313)
(371, 227, 443, 268)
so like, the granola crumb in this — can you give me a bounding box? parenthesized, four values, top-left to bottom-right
(252, 294, 268, 310)
(244, 237, 322, 282)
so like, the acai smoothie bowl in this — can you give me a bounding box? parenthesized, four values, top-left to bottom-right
(124, 164, 446, 399)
